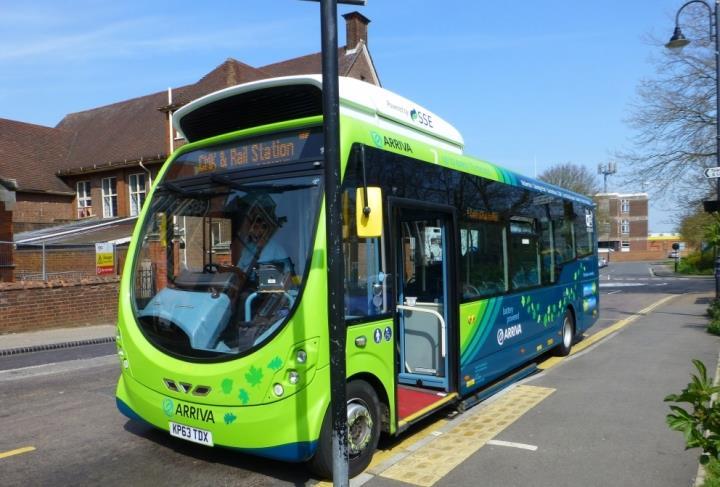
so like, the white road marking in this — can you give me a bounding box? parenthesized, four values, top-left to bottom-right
(0, 355, 116, 382)
(486, 439, 538, 451)
(599, 282, 645, 288)
(607, 290, 622, 295)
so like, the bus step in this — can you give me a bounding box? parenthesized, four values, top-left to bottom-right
(458, 363, 538, 412)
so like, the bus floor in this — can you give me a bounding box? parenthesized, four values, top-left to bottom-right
(397, 384, 450, 422)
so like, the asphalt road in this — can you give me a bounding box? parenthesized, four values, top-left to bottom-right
(0, 261, 716, 486)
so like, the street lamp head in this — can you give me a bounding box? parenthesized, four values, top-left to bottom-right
(665, 26, 691, 49)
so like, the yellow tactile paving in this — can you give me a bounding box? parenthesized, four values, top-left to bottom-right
(379, 385, 554, 486)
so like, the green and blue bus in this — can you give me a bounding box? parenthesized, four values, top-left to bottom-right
(115, 75, 599, 477)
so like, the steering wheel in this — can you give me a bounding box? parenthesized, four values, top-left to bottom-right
(203, 263, 220, 273)
(216, 263, 247, 281)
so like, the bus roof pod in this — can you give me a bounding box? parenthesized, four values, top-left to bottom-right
(172, 75, 465, 151)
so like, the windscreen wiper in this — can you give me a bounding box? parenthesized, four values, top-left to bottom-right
(210, 174, 319, 193)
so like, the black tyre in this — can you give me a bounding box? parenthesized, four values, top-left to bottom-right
(554, 310, 575, 357)
(308, 380, 381, 479)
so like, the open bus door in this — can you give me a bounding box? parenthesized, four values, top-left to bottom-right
(391, 201, 459, 429)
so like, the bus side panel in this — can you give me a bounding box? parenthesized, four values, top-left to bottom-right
(458, 260, 599, 396)
(345, 319, 397, 433)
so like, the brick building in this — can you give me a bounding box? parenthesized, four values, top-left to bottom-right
(594, 192, 649, 252)
(0, 178, 16, 281)
(0, 12, 378, 236)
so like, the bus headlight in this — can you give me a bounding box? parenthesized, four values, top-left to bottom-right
(273, 384, 285, 397)
(288, 370, 300, 385)
(296, 350, 307, 364)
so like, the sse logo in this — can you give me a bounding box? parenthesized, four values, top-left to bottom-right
(410, 109, 434, 128)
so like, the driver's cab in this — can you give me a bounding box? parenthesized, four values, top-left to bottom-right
(137, 193, 297, 355)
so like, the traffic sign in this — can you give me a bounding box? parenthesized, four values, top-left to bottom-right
(704, 167, 720, 178)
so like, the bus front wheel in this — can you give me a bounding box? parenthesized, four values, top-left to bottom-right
(554, 310, 575, 357)
(308, 380, 381, 479)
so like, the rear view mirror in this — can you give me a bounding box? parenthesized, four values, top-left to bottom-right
(356, 187, 383, 238)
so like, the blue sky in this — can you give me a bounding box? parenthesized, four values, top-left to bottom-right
(0, 0, 689, 231)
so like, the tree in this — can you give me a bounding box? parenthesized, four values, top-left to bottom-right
(679, 206, 716, 248)
(624, 8, 717, 206)
(537, 162, 600, 197)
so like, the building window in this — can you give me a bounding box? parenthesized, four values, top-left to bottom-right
(76, 181, 92, 218)
(621, 219, 630, 234)
(621, 199, 630, 213)
(102, 177, 118, 218)
(128, 173, 146, 217)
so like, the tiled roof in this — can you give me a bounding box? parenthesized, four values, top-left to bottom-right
(0, 119, 75, 193)
(259, 47, 359, 78)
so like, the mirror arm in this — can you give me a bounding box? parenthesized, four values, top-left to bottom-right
(359, 145, 371, 216)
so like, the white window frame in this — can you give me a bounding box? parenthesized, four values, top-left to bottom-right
(102, 177, 118, 218)
(621, 219, 630, 234)
(621, 199, 630, 213)
(128, 173, 146, 217)
(76, 181, 92, 218)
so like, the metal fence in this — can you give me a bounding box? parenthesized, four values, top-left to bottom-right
(0, 240, 124, 282)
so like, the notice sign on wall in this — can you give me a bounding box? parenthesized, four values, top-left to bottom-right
(96, 242, 115, 275)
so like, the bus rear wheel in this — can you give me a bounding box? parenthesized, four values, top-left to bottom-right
(308, 380, 381, 479)
(554, 310, 575, 357)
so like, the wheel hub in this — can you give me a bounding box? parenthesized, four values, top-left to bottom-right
(347, 399, 373, 455)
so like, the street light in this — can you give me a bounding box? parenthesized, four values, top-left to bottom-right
(666, 1, 720, 296)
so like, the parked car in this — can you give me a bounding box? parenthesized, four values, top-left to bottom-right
(599, 257, 608, 268)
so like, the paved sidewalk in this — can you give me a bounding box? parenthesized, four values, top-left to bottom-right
(0, 324, 116, 355)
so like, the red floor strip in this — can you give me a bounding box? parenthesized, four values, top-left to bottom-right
(397, 385, 445, 420)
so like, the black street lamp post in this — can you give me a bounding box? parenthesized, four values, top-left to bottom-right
(301, 1, 366, 485)
(666, 0, 720, 298)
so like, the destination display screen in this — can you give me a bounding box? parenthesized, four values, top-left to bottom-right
(171, 128, 323, 177)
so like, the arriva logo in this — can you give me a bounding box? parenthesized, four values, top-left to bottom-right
(497, 324, 523, 346)
(162, 398, 174, 417)
(369, 131, 413, 153)
(371, 131, 384, 148)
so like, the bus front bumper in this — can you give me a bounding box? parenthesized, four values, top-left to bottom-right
(115, 366, 329, 463)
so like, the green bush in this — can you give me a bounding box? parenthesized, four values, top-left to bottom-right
(708, 300, 720, 320)
(709, 320, 720, 337)
(678, 251, 715, 275)
(665, 360, 720, 465)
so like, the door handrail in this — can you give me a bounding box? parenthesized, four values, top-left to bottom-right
(397, 304, 446, 358)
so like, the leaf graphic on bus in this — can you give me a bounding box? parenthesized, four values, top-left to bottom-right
(238, 389, 250, 405)
(221, 378, 233, 395)
(267, 356, 283, 371)
(224, 412, 237, 425)
(245, 366, 264, 387)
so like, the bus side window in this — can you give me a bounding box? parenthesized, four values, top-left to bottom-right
(574, 203, 594, 257)
(459, 221, 507, 299)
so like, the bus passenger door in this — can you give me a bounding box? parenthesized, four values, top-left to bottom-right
(395, 207, 455, 392)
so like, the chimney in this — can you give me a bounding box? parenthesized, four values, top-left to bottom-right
(343, 11, 370, 50)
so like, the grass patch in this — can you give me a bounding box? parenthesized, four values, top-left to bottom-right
(703, 457, 720, 486)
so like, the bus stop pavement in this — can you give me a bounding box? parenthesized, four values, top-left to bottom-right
(0, 323, 116, 356)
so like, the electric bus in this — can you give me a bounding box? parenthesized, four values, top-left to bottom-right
(115, 75, 599, 477)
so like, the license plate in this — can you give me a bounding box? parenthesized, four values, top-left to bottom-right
(169, 421, 214, 446)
